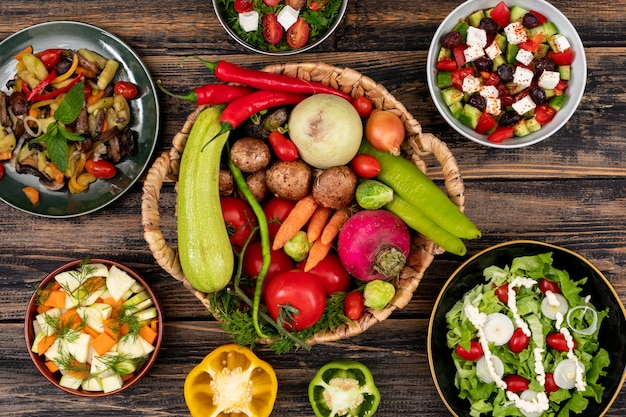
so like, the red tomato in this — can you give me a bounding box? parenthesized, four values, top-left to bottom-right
(286, 17, 310, 49)
(535, 103, 557, 124)
(487, 126, 514, 143)
(509, 328, 530, 353)
(455, 340, 483, 361)
(352, 96, 373, 119)
(265, 270, 326, 331)
(547, 49, 574, 66)
(114, 81, 138, 100)
(37, 49, 62, 70)
(350, 154, 380, 179)
(481, 71, 500, 86)
(530, 10, 548, 25)
(504, 375, 529, 393)
(436, 56, 457, 71)
(285, 0, 306, 9)
(309, 0, 329, 11)
(539, 278, 561, 295)
(85, 159, 116, 179)
(547, 333, 575, 351)
(296, 252, 350, 295)
(544, 373, 559, 394)
(475, 112, 497, 135)
(268, 131, 299, 162)
(490, 1, 511, 28)
(0, 164, 4, 180)
(220, 196, 258, 247)
(518, 34, 544, 53)
(242, 241, 294, 295)
(344, 291, 365, 320)
(263, 197, 296, 241)
(452, 44, 467, 67)
(494, 284, 510, 304)
(263, 0, 281, 5)
(263, 13, 284, 45)
(451, 67, 474, 91)
(234, 0, 254, 13)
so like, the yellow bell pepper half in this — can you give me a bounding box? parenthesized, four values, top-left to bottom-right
(184, 344, 278, 417)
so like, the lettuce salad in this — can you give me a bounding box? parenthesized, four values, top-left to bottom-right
(445, 252, 610, 417)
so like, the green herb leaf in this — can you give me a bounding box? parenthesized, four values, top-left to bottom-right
(44, 129, 71, 172)
(54, 81, 85, 124)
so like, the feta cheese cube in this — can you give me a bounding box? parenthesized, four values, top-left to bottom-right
(466, 26, 487, 48)
(516, 48, 534, 66)
(464, 45, 485, 63)
(238, 11, 259, 33)
(553, 34, 571, 52)
(485, 97, 502, 116)
(485, 41, 502, 60)
(512, 95, 537, 115)
(504, 22, 528, 45)
(462, 75, 482, 94)
(538, 70, 561, 89)
(277, 5, 299, 30)
(513, 66, 534, 88)
(480, 85, 500, 99)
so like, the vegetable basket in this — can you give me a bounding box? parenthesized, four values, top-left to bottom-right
(141, 62, 467, 347)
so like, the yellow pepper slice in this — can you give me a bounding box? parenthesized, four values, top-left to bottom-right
(51, 52, 79, 85)
(184, 344, 278, 417)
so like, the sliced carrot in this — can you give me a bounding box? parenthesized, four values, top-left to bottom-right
(101, 297, 122, 307)
(14, 45, 33, 61)
(37, 334, 57, 355)
(320, 209, 351, 246)
(120, 322, 130, 336)
(83, 325, 101, 338)
(66, 359, 89, 379)
(22, 186, 40, 205)
(0, 151, 13, 161)
(121, 372, 135, 382)
(306, 206, 333, 243)
(45, 360, 60, 373)
(91, 332, 117, 356)
(272, 195, 319, 250)
(85, 275, 106, 293)
(87, 88, 105, 106)
(49, 281, 62, 291)
(75, 66, 97, 79)
(37, 304, 52, 314)
(138, 324, 158, 345)
(150, 319, 158, 332)
(304, 238, 333, 272)
(103, 317, 121, 340)
(49, 162, 65, 184)
(42, 290, 67, 309)
(58, 308, 80, 328)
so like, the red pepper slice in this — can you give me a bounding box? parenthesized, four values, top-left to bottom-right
(436, 56, 457, 71)
(31, 74, 84, 102)
(26, 70, 57, 102)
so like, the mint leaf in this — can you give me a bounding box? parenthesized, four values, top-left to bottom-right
(54, 81, 85, 124)
(58, 126, 85, 142)
(45, 130, 71, 172)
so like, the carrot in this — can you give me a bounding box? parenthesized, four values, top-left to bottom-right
(49, 162, 65, 184)
(14, 45, 33, 61)
(58, 308, 81, 328)
(49, 281, 62, 291)
(37, 304, 52, 314)
(83, 325, 101, 338)
(0, 151, 12, 161)
(75, 66, 97, 79)
(103, 317, 121, 340)
(91, 332, 117, 356)
(272, 195, 318, 250)
(320, 209, 351, 246)
(37, 334, 57, 355)
(121, 372, 135, 382)
(139, 324, 158, 345)
(150, 319, 158, 332)
(87, 88, 105, 105)
(306, 206, 333, 243)
(66, 359, 89, 379)
(45, 360, 60, 373)
(304, 238, 333, 272)
(22, 187, 40, 205)
(42, 290, 66, 309)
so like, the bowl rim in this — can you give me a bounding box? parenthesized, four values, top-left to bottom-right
(427, 239, 626, 416)
(426, 0, 588, 148)
(24, 258, 164, 397)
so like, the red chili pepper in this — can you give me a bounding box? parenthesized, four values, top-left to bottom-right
(156, 80, 254, 105)
(31, 74, 84, 102)
(189, 57, 352, 102)
(268, 130, 299, 161)
(37, 49, 63, 70)
(26, 70, 57, 102)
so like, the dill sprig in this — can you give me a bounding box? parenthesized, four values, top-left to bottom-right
(52, 346, 89, 376)
(97, 352, 147, 377)
(42, 312, 84, 342)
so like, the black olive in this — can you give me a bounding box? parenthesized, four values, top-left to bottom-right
(522, 13, 541, 29)
(528, 86, 547, 104)
(468, 94, 486, 112)
(441, 31, 462, 49)
(499, 110, 522, 127)
(55, 57, 73, 75)
(475, 56, 493, 73)
(535, 57, 556, 76)
(497, 64, 515, 84)
(479, 17, 499, 33)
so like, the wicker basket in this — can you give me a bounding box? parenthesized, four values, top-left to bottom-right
(141, 62, 466, 347)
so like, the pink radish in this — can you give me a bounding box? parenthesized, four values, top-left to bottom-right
(337, 210, 411, 281)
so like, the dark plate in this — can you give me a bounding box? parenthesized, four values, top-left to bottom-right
(428, 240, 626, 416)
(0, 21, 159, 217)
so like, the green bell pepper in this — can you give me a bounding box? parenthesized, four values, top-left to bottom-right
(308, 360, 381, 417)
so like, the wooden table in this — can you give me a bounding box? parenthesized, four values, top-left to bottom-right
(1, 1, 625, 415)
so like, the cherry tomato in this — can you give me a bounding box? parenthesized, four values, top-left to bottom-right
(268, 131, 299, 162)
(365, 110, 405, 155)
(285, 0, 306, 9)
(547, 332, 575, 351)
(37, 49, 62, 70)
(352, 96, 373, 119)
(539, 278, 561, 295)
(263, 0, 281, 5)
(263, 197, 296, 241)
(535, 103, 557, 124)
(504, 375, 529, 393)
(220, 196, 258, 247)
(0, 164, 4, 180)
(262, 13, 284, 45)
(544, 373, 559, 394)
(286, 17, 310, 49)
(242, 241, 294, 296)
(85, 159, 116, 179)
(234, 0, 254, 13)
(265, 270, 326, 331)
(350, 154, 380, 179)
(455, 340, 483, 361)
(296, 252, 350, 295)
(114, 81, 138, 100)
(308, 0, 329, 11)
(494, 284, 510, 304)
(509, 328, 530, 353)
(344, 291, 365, 320)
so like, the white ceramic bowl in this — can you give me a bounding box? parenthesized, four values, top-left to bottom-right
(427, 0, 587, 148)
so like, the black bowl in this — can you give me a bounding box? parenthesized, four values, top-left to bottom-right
(428, 240, 626, 416)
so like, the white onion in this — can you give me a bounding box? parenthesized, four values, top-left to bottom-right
(288, 94, 363, 169)
(566, 305, 598, 335)
(483, 312, 515, 346)
(540, 293, 569, 320)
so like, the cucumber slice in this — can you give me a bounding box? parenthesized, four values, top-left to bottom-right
(448, 102, 463, 119)
(442, 87, 464, 106)
(549, 94, 568, 111)
(437, 71, 453, 89)
(558, 65, 571, 81)
(468, 9, 485, 27)
(459, 104, 483, 129)
(509, 5, 529, 22)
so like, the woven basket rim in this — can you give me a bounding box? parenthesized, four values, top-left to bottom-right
(141, 62, 466, 347)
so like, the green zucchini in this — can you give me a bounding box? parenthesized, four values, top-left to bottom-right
(178, 106, 234, 293)
(359, 140, 481, 240)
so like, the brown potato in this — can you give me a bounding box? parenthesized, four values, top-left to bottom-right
(230, 137, 271, 173)
(312, 165, 357, 209)
(265, 160, 312, 201)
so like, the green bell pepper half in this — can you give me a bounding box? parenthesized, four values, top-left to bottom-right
(308, 360, 381, 417)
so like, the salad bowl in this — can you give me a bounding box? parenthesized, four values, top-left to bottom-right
(428, 240, 626, 416)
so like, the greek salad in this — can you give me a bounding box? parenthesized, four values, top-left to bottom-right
(445, 253, 610, 416)
(434, 1, 575, 143)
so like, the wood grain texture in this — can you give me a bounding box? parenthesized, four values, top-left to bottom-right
(1, 0, 625, 415)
